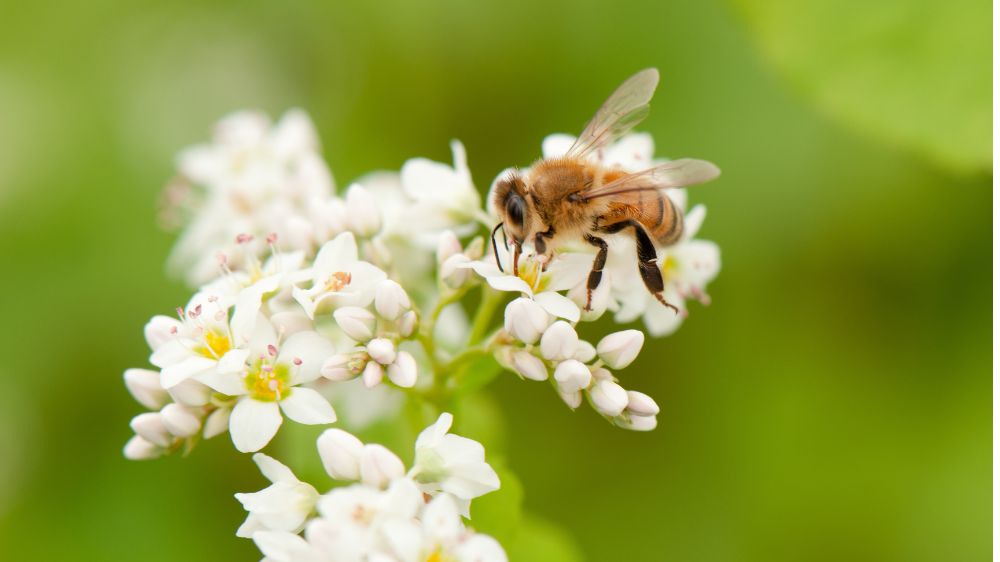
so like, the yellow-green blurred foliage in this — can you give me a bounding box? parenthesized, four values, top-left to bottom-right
(0, 0, 990, 561)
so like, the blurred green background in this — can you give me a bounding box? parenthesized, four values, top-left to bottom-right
(0, 0, 990, 560)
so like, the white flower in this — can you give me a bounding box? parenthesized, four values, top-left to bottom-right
(345, 183, 382, 237)
(293, 232, 387, 318)
(199, 315, 337, 452)
(373, 279, 411, 320)
(366, 338, 397, 365)
(410, 413, 500, 502)
(596, 330, 645, 369)
(399, 140, 483, 236)
(123, 435, 163, 460)
(503, 297, 551, 344)
(587, 379, 629, 417)
(160, 403, 202, 437)
(147, 292, 238, 390)
(362, 361, 384, 388)
(553, 360, 591, 393)
(539, 321, 580, 362)
(359, 444, 406, 489)
(467, 241, 588, 322)
(317, 428, 365, 480)
(510, 350, 548, 381)
(124, 368, 169, 410)
(166, 109, 335, 285)
(387, 350, 418, 388)
(235, 453, 319, 538)
(333, 306, 377, 342)
(626, 390, 660, 417)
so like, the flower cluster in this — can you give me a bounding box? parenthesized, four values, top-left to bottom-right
(237, 414, 504, 562)
(123, 108, 720, 558)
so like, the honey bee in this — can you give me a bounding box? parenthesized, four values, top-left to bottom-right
(492, 68, 720, 312)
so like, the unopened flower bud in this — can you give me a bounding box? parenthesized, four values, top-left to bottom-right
(504, 298, 550, 344)
(558, 389, 582, 410)
(123, 435, 162, 460)
(436, 230, 463, 265)
(203, 407, 231, 439)
(511, 350, 548, 381)
(390, 314, 411, 341)
(359, 444, 405, 489)
(345, 184, 381, 236)
(597, 330, 644, 369)
(553, 359, 592, 393)
(334, 306, 376, 342)
(144, 315, 181, 351)
(130, 413, 172, 448)
(321, 353, 365, 381)
(124, 368, 169, 410)
(626, 390, 660, 417)
(440, 253, 472, 288)
(588, 379, 629, 417)
(540, 321, 579, 361)
(616, 413, 658, 431)
(387, 351, 418, 388)
(362, 361, 384, 388)
(317, 428, 365, 481)
(574, 341, 597, 363)
(374, 280, 410, 320)
(160, 403, 202, 437)
(167, 379, 212, 407)
(366, 338, 397, 365)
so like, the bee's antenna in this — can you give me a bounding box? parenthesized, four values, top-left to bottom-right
(491, 222, 505, 273)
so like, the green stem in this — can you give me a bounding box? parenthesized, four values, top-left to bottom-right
(466, 287, 504, 347)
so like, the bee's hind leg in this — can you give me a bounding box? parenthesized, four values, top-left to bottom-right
(621, 220, 680, 315)
(583, 234, 608, 311)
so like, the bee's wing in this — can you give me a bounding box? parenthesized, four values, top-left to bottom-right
(566, 68, 660, 159)
(579, 159, 720, 201)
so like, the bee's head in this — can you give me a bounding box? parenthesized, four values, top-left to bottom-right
(493, 171, 532, 245)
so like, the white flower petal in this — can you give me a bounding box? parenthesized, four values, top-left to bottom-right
(534, 291, 580, 322)
(230, 398, 283, 453)
(279, 387, 336, 425)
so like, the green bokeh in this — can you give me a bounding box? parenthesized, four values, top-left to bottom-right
(0, 0, 989, 561)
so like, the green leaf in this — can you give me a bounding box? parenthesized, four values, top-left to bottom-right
(469, 460, 524, 546)
(507, 514, 585, 562)
(730, 0, 991, 172)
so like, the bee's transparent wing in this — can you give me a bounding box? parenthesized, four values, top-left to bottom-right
(566, 68, 660, 159)
(579, 159, 720, 201)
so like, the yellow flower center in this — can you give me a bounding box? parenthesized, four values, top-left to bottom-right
(197, 330, 232, 359)
(517, 259, 547, 292)
(660, 255, 678, 283)
(244, 360, 291, 401)
(425, 550, 455, 562)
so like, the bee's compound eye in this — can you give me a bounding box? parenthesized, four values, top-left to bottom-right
(506, 194, 526, 228)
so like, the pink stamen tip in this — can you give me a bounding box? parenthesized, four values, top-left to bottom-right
(262, 365, 273, 372)
(235, 233, 254, 244)
(293, 357, 303, 366)
(267, 344, 278, 356)
(207, 295, 218, 303)
(216, 253, 228, 265)
(169, 326, 178, 335)
(175, 307, 184, 319)
(266, 233, 278, 245)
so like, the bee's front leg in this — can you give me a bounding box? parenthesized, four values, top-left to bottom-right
(534, 227, 556, 271)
